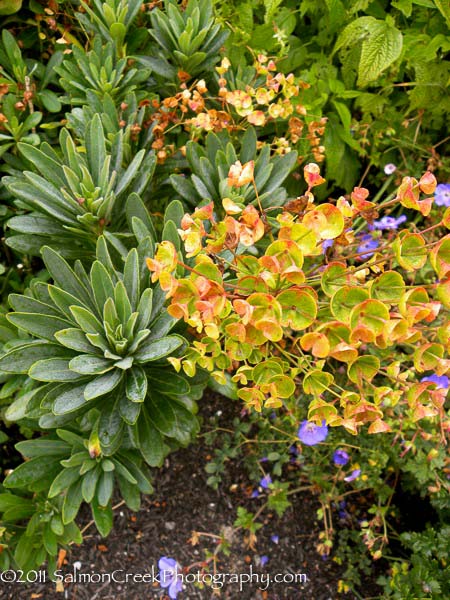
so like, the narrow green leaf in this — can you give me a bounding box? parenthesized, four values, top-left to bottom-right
(62, 479, 83, 524)
(70, 305, 105, 335)
(96, 470, 114, 507)
(91, 497, 113, 537)
(138, 408, 166, 467)
(119, 395, 141, 425)
(90, 261, 115, 313)
(123, 249, 140, 310)
(134, 335, 184, 363)
(126, 366, 147, 402)
(15, 438, 70, 458)
(29, 358, 85, 382)
(85, 114, 106, 184)
(81, 465, 101, 503)
(0, 342, 69, 374)
(53, 382, 89, 414)
(4, 456, 62, 489)
(7, 313, 71, 341)
(54, 328, 94, 353)
(84, 370, 122, 400)
(48, 467, 81, 498)
(69, 355, 114, 375)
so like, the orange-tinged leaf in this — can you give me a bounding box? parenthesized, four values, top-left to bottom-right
(442, 207, 450, 229)
(413, 343, 444, 373)
(254, 318, 284, 341)
(340, 418, 359, 435)
(350, 299, 390, 336)
(300, 332, 330, 357)
(430, 234, 450, 279)
(265, 239, 304, 269)
(283, 223, 320, 255)
(419, 171, 437, 194)
(303, 370, 334, 395)
(263, 374, 295, 398)
(238, 386, 265, 411)
(330, 286, 370, 322)
(277, 288, 317, 330)
(368, 419, 391, 434)
(227, 160, 254, 187)
(302, 203, 344, 239)
(393, 232, 427, 271)
(348, 355, 380, 384)
(222, 197, 243, 214)
(307, 398, 338, 421)
(370, 271, 405, 304)
(436, 278, 450, 308)
(303, 163, 325, 188)
(247, 110, 266, 126)
(329, 341, 358, 363)
(351, 187, 374, 212)
(321, 262, 356, 297)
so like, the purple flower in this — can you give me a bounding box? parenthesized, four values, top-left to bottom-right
(322, 239, 334, 253)
(289, 444, 299, 456)
(435, 183, 450, 207)
(333, 449, 350, 466)
(344, 469, 361, 482)
(357, 234, 379, 260)
(158, 557, 182, 599)
(260, 555, 269, 566)
(421, 374, 449, 389)
(260, 456, 269, 463)
(260, 475, 272, 489)
(338, 501, 348, 519)
(271, 535, 279, 544)
(297, 420, 328, 446)
(251, 489, 260, 498)
(372, 215, 407, 230)
(384, 163, 397, 175)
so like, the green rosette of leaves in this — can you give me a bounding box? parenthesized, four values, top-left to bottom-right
(0, 237, 207, 463)
(4, 114, 156, 259)
(170, 127, 297, 210)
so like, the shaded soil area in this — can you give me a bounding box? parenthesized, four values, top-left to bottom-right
(1, 394, 382, 599)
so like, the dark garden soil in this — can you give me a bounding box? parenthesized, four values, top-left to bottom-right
(1, 393, 383, 600)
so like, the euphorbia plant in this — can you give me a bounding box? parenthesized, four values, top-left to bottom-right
(0, 231, 206, 461)
(148, 162, 450, 438)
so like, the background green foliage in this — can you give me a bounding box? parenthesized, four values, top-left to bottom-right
(215, 0, 450, 191)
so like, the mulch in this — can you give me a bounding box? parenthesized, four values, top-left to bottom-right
(1, 393, 382, 599)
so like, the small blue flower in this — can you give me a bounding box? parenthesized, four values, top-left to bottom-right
(333, 449, 350, 466)
(357, 234, 379, 260)
(344, 469, 361, 482)
(289, 444, 299, 456)
(271, 535, 279, 544)
(251, 489, 260, 498)
(260, 555, 269, 567)
(421, 374, 449, 389)
(260, 475, 272, 489)
(322, 239, 334, 253)
(158, 557, 183, 599)
(372, 215, 407, 230)
(435, 183, 450, 207)
(297, 420, 328, 446)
